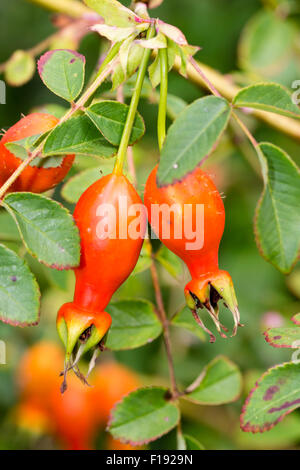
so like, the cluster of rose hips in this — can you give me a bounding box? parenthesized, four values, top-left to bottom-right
(0, 112, 240, 387)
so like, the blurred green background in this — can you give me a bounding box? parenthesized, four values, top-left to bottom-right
(0, 0, 300, 450)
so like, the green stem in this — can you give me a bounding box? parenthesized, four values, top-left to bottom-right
(95, 42, 122, 79)
(113, 24, 156, 175)
(157, 47, 168, 151)
(148, 242, 178, 397)
(176, 421, 186, 450)
(232, 112, 258, 149)
(82, 41, 122, 105)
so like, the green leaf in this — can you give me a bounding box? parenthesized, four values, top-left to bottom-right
(106, 299, 162, 350)
(264, 327, 300, 348)
(84, 0, 139, 27)
(171, 306, 206, 341)
(43, 115, 116, 158)
(85, 101, 145, 146)
(185, 356, 242, 405)
(4, 142, 28, 160)
(62, 166, 112, 203)
(238, 10, 299, 86)
(241, 362, 300, 432)
(236, 414, 300, 450)
(136, 32, 167, 49)
(5, 133, 41, 159)
(108, 387, 180, 444)
(4, 193, 80, 269)
(148, 44, 176, 88)
(38, 50, 85, 102)
(0, 243, 40, 326)
(5, 134, 65, 169)
(4, 50, 35, 87)
(0, 212, 20, 242)
(255, 143, 300, 273)
(132, 244, 152, 275)
(184, 434, 205, 450)
(157, 96, 231, 186)
(166, 94, 188, 120)
(112, 44, 144, 90)
(156, 245, 183, 279)
(233, 83, 300, 118)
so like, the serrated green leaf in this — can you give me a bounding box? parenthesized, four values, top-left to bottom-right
(255, 143, 300, 273)
(119, 34, 135, 74)
(171, 306, 206, 341)
(4, 193, 80, 269)
(233, 83, 300, 118)
(185, 356, 242, 405)
(43, 115, 116, 158)
(5, 134, 64, 169)
(0, 243, 40, 326)
(5, 50, 35, 87)
(264, 327, 300, 348)
(109, 387, 180, 444)
(38, 50, 85, 102)
(84, 0, 138, 27)
(4, 142, 27, 160)
(106, 299, 162, 350)
(148, 54, 160, 89)
(241, 362, 300, 432)
(61, 163, 115, 203)
(236, 414, 300, 450)
(157, 96, 231, 186)
(85, 101, 145, 146)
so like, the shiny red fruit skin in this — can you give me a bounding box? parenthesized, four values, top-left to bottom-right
(73, 172, 147, 312)
(57, 173, 147, 355)
(144, 165, 225, 278)
(0, 113, 74, 193)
